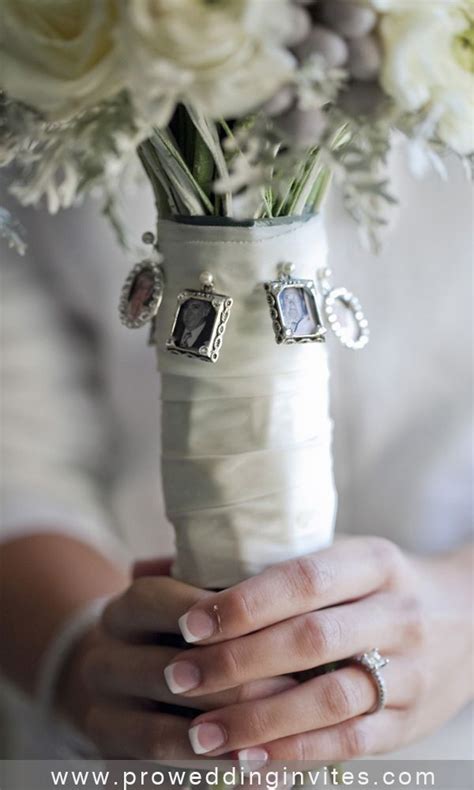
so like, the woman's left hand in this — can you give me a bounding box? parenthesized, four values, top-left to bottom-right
(162, 537, 473, 766)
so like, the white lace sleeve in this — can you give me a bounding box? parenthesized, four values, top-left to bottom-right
(1, 254, 123, 560)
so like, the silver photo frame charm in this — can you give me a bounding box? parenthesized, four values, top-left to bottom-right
(166, 271, 233, 363)
(264, 263, 326, 345)
(119, 258, 164, 329)
(317, 268, 369, 350)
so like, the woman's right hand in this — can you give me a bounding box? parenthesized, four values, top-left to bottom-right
(61, 571, 295, 761)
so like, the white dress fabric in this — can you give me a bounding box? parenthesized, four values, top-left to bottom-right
(0, 149, 472, 758)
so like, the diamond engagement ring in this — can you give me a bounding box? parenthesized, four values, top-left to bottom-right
(353, 648, 389, 714)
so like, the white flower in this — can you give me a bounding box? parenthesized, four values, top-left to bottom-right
(121, 0, 296, 124)
(371, 0, 463, 10)
(373, 1, 474, 154)
(0, 0, 123, 119)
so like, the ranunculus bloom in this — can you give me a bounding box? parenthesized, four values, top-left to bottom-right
(121, 0, 296, 124)
(0, 0, 123, 119)
(373, 1, 474, 154)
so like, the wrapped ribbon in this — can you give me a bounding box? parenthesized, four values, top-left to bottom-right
(155, 215, 337, 589)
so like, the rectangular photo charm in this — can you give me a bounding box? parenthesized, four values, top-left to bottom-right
(166, 289, 233, 363)
(264, 276, 326, 345)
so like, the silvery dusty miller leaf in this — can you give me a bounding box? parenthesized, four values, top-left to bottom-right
(0, 206, 27, 255)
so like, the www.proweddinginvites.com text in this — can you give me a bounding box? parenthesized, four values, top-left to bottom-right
(49, 765, 437, 790)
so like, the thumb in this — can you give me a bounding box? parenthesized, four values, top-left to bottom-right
(132, 556, 174, 579)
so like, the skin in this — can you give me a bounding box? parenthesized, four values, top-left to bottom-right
(0, 535, 472, 765)
(129, 273, 154, 320)
(170, 538, 473, 764)
(0, 534, 128, 697)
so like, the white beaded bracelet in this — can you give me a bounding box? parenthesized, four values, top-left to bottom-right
(36, 596, 109, 716)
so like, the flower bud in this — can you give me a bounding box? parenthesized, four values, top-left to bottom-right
(286, 6, 312, 46)
(276, 106, 328, 147)
(347, 35, 382, 81)
(295, 25, 348, 67)
(264, 86, 296, 117)
(338, 81, 385, 117)
(317, 1, 377, 39)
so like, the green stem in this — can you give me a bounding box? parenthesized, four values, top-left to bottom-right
(286, 148, 321, 216)
(255, 186, 274, 219)
(193, 130, 215, 199)
(275, 175, 297, 217)
(186, 107, 233, 217)
(150, 127, 215, 214)
(138, 143, 175, 217)
(309, 167, 333, 213)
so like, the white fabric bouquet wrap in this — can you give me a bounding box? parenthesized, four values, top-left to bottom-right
(155, 215, 337, 589)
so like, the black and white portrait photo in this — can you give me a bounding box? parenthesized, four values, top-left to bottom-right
(172, 297, 217, 351)
(278, 286, 319, 337)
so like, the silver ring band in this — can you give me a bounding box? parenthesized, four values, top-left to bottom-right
(353, 648, 389, 714)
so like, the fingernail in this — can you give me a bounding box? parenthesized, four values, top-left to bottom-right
(163, 661, 201, 694)
(238, 748, 269, 772)
(179, 610, 215, 643)
(188, 722, 226, 755)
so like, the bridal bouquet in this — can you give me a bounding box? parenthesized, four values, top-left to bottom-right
(1, 0, 472, 253)
(0, 1, 472, 589)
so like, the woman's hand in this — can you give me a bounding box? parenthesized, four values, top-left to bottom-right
(162, 537, 473, 767)
(61, 566, 295, 760)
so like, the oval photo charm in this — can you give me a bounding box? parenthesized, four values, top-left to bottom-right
(119, 259, 164, 329)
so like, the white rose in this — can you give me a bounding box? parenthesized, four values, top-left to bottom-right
(121, 0, 296, 124)
(374, 1, 474, 154)
(371, 0, 462, 10)
(0, 0, 123, 119)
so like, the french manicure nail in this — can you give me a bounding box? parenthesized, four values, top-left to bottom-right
(163, 661, 201, 694)
(179, 610, 215, 643)
(188, 722, 227, 755)
(238, 748, 269, 772)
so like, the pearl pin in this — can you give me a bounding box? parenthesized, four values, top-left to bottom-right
(199, 271, 214, 289)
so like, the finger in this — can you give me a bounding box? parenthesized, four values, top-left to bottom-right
(186, 661, 409, 756)
(83, 642, 297, 711)
(132, 557, 175, 579)
(262, 709, 408, 764)
(165, 592, 404, 696)
(85, 704, 197, 761)
(103, 576, 211, 639)
(177, 537, 401, 644)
